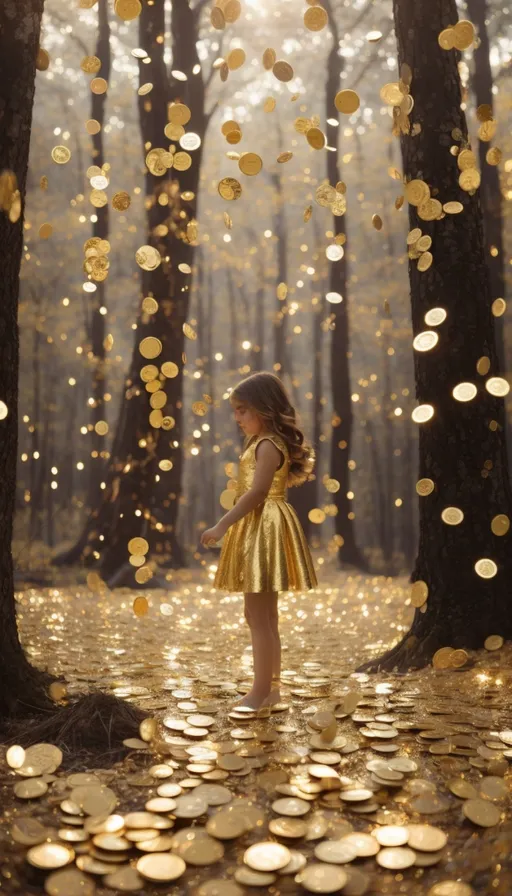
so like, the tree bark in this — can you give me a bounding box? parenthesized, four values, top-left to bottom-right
(324, 0, 368, 570)
(0, 0, 55, 717)
(54, 0, 208, 585)
(358, 0, 512, 673)
(87, 0, 111, 510)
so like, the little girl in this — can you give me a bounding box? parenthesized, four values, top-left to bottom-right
(200, 371, 318, 710)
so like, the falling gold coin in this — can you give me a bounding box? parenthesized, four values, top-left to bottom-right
(334, 89, 360, 114)
(81, 55, 101, 74)
(411, 580, 428, 608)
(438, 27, 455, 50)
(168, 103, 191, 125)
(380, 82, 404, 106)
(452, 382, 477, 402)
(453, 19, 475, 50)
(475, 558, 498, 579)
(272, 61, 294, 82)
(459, 168, 481, 191)
(139, 337, 162, 360)
(486, 147, 502, 166)
(485, 376, 510, 397)
(405, 179, 430, 206)
(491, 515, 510, 536)
(304, 5, 328, 30)
(484, 635, 504, 651)
(417, 251, 433, 272)
(441, 507, 464, 526)
(416, 479, 434, 497)
(52, 146, 71, 164)
(412, 404, 434, 423)
(218, 177, 242, 200)
(492, 298, 506, 317)
(238, 153, 262, 176)
(112, 191, 131, 211)
(262, 48, 277, 69)
(114, 0, 142, 20)
(443, 201, 464, 214)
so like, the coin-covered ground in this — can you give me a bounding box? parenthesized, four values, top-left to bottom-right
(1, 554, 512, 896)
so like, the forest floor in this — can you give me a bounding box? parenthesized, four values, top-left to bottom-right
(1, 553, 512, 895)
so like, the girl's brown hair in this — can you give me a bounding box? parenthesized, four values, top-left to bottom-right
(229, 372, 315, 487)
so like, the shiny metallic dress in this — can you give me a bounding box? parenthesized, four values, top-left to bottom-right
(213, 431, 318, 593)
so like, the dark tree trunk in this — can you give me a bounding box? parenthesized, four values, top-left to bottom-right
(381, 317, 395, 574)
(228, 267, 238, 370)
(358, 0, 512, 673)
(324, 0, 367, 570)
(466, 0, 510, 470)
(271, 171, 287, 372)
(87, 0, 111, 510)
(54, 0, 208, 585)
(0, 0, 55, 718)
(29, 301, 43, 541)
(400, 413, 417, 570)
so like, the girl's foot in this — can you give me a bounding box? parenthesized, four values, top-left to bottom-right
(232, 691, 271, 710)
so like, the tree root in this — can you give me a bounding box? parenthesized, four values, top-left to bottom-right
(4, 691, 147, 766)
(356, 625, 451, 673)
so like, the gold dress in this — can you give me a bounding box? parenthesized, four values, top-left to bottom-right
(213, 431, 318, 594)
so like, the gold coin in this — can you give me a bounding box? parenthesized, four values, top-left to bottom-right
(272, 61, 294, 82)
(313, 840, 357, 863)
(459, 168, 481, 191)
(417, 199, 443, 221)
(36, 47, 51, 70)
(262, 48, 277, 70)
(438, 27, 455, 50)
(175, 835, 225, 866)
(443, 201, 463, 214)
(12, 818, 47, 846)
(149, 409, 163, 428)
(225, 128, 242, 144)
(306, 127, 325, 150)
(334, 89, 360, 114)
(476, 356, 490, 375)
(309, 508, 326, 524)
(93, 833, 130, 851)
(411, 580, 428, 607)
(27, 843, 75, 870)
(90, 77, 108, 94)
(142, 297, 158, 315)
(264, 97, 276, 113)
(135, 245, 161, 271)
(14, 778, 48, 799)
(224, 0, 241, 23)
(138, 81, 153, 96)
(485, 376, 510, 397)
(296, 863, 348, 892)
(128, 537, 149, 555)
(304, 6, 328, 31)
(139, 337, 162, 360)
(238, 152, 262, 176)
(412, 404, 434, 423)
(150, 391, 166, 410)
(491, 514, 509, 536)
(161, 361, 179, 378)
(52, 146, 71, 164)
(441, 507, 464, 525)
(486, 146, 502, 166)
(140, 364, 159, 383)
(269, 817, 308, 838)
(103, 867, 145, 891)
(218, 177, 242, 200)
(406, 227, 422, 245)
(377, 847, 416, 870)
(372, 214, 383, 231)
(244, 842, 291, 872)
(406, 179, 430, 206)
(407, 824, 447, 852)
(413, 330, 438, 351)
(81, 55, 101, 74)
(380, 82, 403, 105)
(448, 778, 478, 799)
(416, 479, 434, 497)
(425, 307, 447, 326)
(277, 151, 293, 163)
(432, 647, 454, 670)
(210, 6, 225, 29)
(206, 811, 248, 839)
(137, 853, 186, 882)
(453, 19, 475, 50)
(114, 0, 142, 20)
(341, 832, 379, 857)
(457, 148, 477, 170)
(418, 251, 433, 272)
(169, 151, 189, 171)
(452, 381, 477, 402)
(226, 48, 245, 70)
(462, 798, 501, 827)
(135, 566, 153, 584)
(168, 102, 191, 125)
(492, 298, 506, 317)
(271, 797, 310, 817)
(70, 785, 117, 816)
(428, 884, 474, 896)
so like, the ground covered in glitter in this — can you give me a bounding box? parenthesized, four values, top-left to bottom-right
(1, 559, 512, 896)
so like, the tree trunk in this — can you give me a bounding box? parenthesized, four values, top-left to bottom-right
(53, 0, 208, 585)
(358, 0, 512, 673)
(0, 0, 56, 718)
(87, 0, 111, 510)
(324, 0, 367, 570)
(29, 303, 43, 541)
(466, 0, 510, 468)
(271, 171, 287, 372)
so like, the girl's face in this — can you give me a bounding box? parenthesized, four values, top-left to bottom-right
(232, 400, 265, 436)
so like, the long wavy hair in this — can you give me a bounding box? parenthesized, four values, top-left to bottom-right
(229, 372, 315, 487)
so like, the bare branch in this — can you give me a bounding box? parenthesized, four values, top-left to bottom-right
(47, 8, 91, 57)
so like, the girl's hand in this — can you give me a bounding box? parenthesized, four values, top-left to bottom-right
(200, 525, 225, 547)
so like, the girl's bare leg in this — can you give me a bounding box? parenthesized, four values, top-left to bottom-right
(268, 590, 281, 703)
(235, 592, 275, 708)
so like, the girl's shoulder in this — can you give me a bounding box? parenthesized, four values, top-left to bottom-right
(255, 431, 288, 456)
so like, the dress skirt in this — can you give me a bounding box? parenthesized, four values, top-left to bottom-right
(213, 497, 318, 593)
